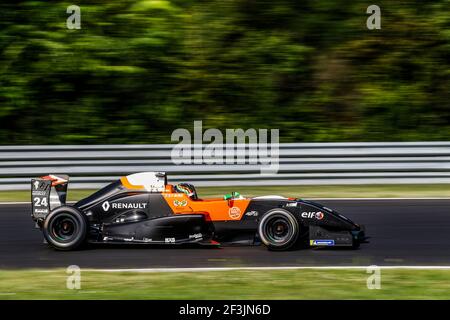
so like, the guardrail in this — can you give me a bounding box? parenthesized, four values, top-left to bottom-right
(1, 142, 449, 190)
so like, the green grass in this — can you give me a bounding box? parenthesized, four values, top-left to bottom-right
(0, 269, 449, 299)
(2, 184, 450, 202)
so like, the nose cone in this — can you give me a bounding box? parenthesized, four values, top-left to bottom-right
(351, 224, 367, 242)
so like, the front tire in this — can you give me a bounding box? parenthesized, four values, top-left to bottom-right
(258, 209, 300, 251)
(43, 206, 87, 251)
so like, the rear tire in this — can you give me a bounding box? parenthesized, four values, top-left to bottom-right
(258, 209, 300, 251)
(43, 206, 87, 251)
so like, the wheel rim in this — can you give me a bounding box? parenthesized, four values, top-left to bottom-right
(264, 215, 294, 245)
(49, 214, 78, 242)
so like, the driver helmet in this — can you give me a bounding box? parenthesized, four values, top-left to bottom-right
(174, 183, 197, 199)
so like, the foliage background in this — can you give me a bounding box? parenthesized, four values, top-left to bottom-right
(0, 1, 449, 144)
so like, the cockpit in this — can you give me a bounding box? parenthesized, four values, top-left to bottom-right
(173, 183, 198, 200)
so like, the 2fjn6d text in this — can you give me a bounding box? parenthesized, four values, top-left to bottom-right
(179, 304, 271, 317)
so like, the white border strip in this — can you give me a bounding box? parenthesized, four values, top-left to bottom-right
(88, 266, 450, 273)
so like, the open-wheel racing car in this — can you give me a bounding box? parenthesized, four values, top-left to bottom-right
(31, 172, 366, 251)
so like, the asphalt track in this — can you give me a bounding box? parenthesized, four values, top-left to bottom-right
(0, 200, 449, 269)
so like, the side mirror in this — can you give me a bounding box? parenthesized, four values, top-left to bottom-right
(223, 192, 241, 200)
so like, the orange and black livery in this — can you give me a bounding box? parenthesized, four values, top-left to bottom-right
(31, 172, 366, 251)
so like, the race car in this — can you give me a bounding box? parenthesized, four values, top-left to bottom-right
(31, 172, 366, 251)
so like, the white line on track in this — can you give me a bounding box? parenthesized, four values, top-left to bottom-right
(2, 198, 450, 206)
(79, 266, 450, 273)
(0, 202, 30, 205)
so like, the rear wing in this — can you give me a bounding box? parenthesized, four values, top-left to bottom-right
(31, 174, 69, 222)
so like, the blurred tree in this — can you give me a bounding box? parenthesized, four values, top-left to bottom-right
(0, 0, 448, 144)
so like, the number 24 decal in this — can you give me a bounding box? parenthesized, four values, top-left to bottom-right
(34, 197, 48, 207)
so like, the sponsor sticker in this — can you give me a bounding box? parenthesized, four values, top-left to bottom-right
(174, 199, 188, 207)
(245, 211, 259, 217)
(31, 179, 51, 219)
(34, 209, 49, 214)
(315, 212, 324, 220)
(102, 201, 110, 211)
(32, 191, 48, 196)
(310, 239, 335, 246)
(285, 202, 297, 207)
(102, 201, 147, 211)
(228, 206, 241, 219)
(31, 179, 50, 193)
(163, 193, 184, 198)
(301, 211, 324, 220)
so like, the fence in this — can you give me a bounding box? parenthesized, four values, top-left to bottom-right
(1, 142, 449, 190)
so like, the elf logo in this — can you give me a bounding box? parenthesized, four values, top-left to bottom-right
(301, 211, 324, 220)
